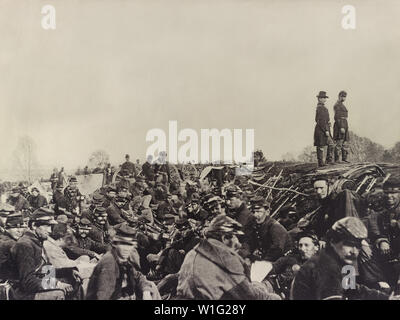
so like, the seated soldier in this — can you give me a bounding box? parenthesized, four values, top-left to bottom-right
(64, 218, 109, 260)
(149, 217, 201, 280)
(29, 187, 48, 210)
(267, 232, 320, 299)
(11, 208, 80, 300)
(225, 185, 252, 228)
(52, 182, 68, 216)
(88, 207, 114, 246)
(241, 196, 293, 262)
(107, 195, 132, 226)
(0, 213, 27, 283)
(7, 187, 30, 213)
(367, 176, 400, 287)
(176, 214, 280, 300)
(86, 223, 158, 300)
(103, 185, 117, 208)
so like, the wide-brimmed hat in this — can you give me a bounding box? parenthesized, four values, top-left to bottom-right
(316, 91, 329, 99)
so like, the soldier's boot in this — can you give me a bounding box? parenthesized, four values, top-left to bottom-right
(334, 140, 342, 162)
(316, 147, 325, 167)
(326, 144, 335, 165)
(342, 149, 349, 163)
(342, 142, 350, 163)
(334, 147, 341, 163)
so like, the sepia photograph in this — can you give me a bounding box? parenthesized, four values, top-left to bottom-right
(1, 0, 400, 307)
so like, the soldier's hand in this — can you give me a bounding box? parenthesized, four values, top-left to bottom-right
(72, 269, 82, 283)
(390, 219, 398, 228)
(325, 131, 329, 137)
(319, 240, 326, 249)
(57, 281, 74, 293)
(340, 128, 346, 134)
(361, 240, 373, 259)
(380, 242, 390, 255)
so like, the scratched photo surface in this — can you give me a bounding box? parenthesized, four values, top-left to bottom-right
(1, 0, 400, 303)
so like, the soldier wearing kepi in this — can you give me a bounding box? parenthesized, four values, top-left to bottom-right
(367, 176, 400, 286)
(241, 196, 293, 262)
(64, 218, 108, 260)
(11, 208, 78, 300)
(333, 91, 350, 163)
(0, 213, 27, 282)
(314, 91, 334, 167)
(225, 185, 252, 228)
(64, 176, 84, 216)
(7, 187, 30, 213)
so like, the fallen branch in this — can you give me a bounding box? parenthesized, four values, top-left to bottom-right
(249, 180, 309, 197)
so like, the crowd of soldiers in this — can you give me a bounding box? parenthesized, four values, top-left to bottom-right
(0, 152, 400, 300)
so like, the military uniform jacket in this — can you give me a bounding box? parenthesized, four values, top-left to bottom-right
(106, 202, 127, 226)
(11, 231, 76, 299)
(88, 222, 113, 246)
(313, 103, 331, 147)
(29, 195, 48, 210)
(367, 202, 400, 257)
(65, 236, 109, 260)
(333, 101, 350, 141)
(241, 216, 293, 262)
(0, 233, 18, 280)
(229, 203, 252, 228)
(64, 187, 83, 213)
(142, 162, 155, 181)
(7, 195, 30, 212)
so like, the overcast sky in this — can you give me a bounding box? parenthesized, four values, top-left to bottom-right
(1, 0, 399, 176)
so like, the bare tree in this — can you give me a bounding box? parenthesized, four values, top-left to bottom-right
(88, 150, 110, 170)
(297, 145, 317, 163)
(12, 135, 40, 182)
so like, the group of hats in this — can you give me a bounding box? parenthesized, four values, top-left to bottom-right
(316, 90, 347, 99)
